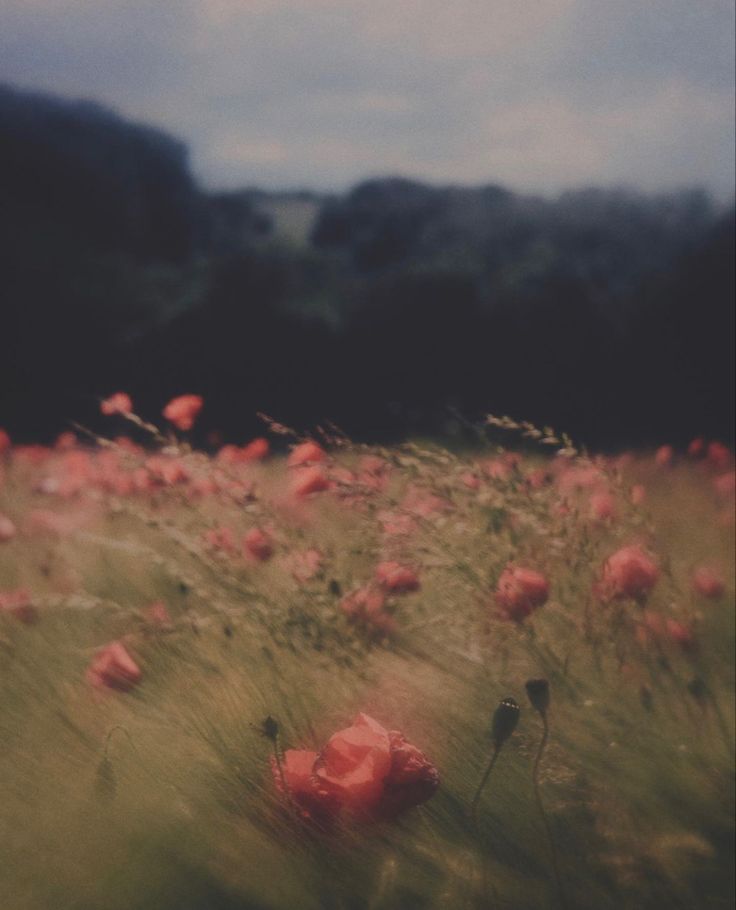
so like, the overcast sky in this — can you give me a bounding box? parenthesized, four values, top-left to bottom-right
(1, 0, 734, 198)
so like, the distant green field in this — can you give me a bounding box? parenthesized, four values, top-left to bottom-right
(257, 195, 322, 246)
(1, 427, 734, 910)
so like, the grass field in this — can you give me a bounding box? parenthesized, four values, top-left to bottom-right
(0, 415, 734, 910)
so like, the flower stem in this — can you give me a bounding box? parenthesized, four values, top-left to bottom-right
(471, 744, 500, 830)
(470, 744, 501, 908)
(532, 713, 568, 910)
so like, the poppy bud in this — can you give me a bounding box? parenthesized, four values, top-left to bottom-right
(491, 697, 520, 748)
(687, 677, 708, 704)
(261, 715, 280, 742)
(328, 579, 342, 597)
(525, 678, 550, 715)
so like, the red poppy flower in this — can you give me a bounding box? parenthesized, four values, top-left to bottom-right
(380, 729, 441, 818)
(216, 445, 241, 465)
(460, 471, 481, 490)
(688, 438, 705, 458)
(241, 437, 270, 461)
(86, 641, 141, 691)
(315, 713, 393, 811)
(655, 445, 674, 468)
(290, 466, 330, 497)
(636, 610, 666, 647)
(482, 458, 513, 481)
(288, 441, 326, 467)
(375, 561, 420, 593)
(589, 491, 617, 522)
(495, 565, 549, 621)
(145, 456, 190, 486)
(665, 618, 696, 651)
(377, 510, 417, 537)
(290, 548, 323, 583)
(146, 601, 172, 626)
(600, 545, 659, 602)
(54, 431, 77, 451)
(204, 525, 238, 556)
(630, 484, 646, 506)
(162, 394, 203, 431)
(359, 455, 389, 476)
(270, 749, 338, 820)
(340, 585, 394, 637)
(314, 714, 439, 819)
(526, 468, 552, 490)
(555, 464, 606, 495)
(100, 392, 133, 416)
(692, 567, 725, 599)
(243, 527, 274, 561)
(0, 589, 37, 624)
(0, 514, 16, 543)
(713, 471, 735, 498)
(706, 442, 731, 470)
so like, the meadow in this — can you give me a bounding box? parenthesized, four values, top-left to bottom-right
(0, 402, 734, 910)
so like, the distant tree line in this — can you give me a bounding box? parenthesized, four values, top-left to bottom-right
(1, 83, 733, 448)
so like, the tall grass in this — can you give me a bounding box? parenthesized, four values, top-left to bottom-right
(0, 426, 733, 909)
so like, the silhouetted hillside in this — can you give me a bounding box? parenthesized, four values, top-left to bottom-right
(0, 84, 733, 448)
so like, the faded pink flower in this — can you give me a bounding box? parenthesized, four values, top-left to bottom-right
(291, 466, 330, 497)
(665, 618, 696, 651)
(145, 601, 172, 626)
(204, 525, 238, 556)
(375, 561, 420, 593)
(270, 749, 338, 821)
(377, 510, 417, 537)
(0, 514, 16, 542)
(162, 394, 203, 431)
(243, 527, 274, 562)
(288, 440, 326, 467)
(600, 545, 659, 602)
(688, 438, 705, 458)
(100, 392, 133, 416)
(630, 484, 647, 506)
(495, 565, 550, 621)
(655, 445, 674, 468)
(589, 491, 617, 522)
(706, 442, 731, 470)
(240, 437, 270, 461)
(290, 548, 323, 583)
(86, 641, 141, 692)
(713, 471, 735, 498)
(691, 567, 725, 599)
(0, 588, 37, 624)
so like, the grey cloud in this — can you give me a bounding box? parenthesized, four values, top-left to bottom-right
(0, 0, 733, 197)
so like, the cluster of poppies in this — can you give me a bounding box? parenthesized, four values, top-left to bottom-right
(102, 392, 204, 433)
(340, 562, 421, 637)
(271, 713, 439, 822)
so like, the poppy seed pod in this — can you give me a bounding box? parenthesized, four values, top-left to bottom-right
(525, 678, 550, 715)
(491, 697, 520, 748)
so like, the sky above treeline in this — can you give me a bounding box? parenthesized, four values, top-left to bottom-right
(1, 0, 734, 199)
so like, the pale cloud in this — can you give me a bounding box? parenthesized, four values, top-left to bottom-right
(210, 134, 290, 167)
(0, 0, 733, 197)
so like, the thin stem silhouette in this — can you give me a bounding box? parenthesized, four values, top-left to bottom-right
(531, 712, 568, 910)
